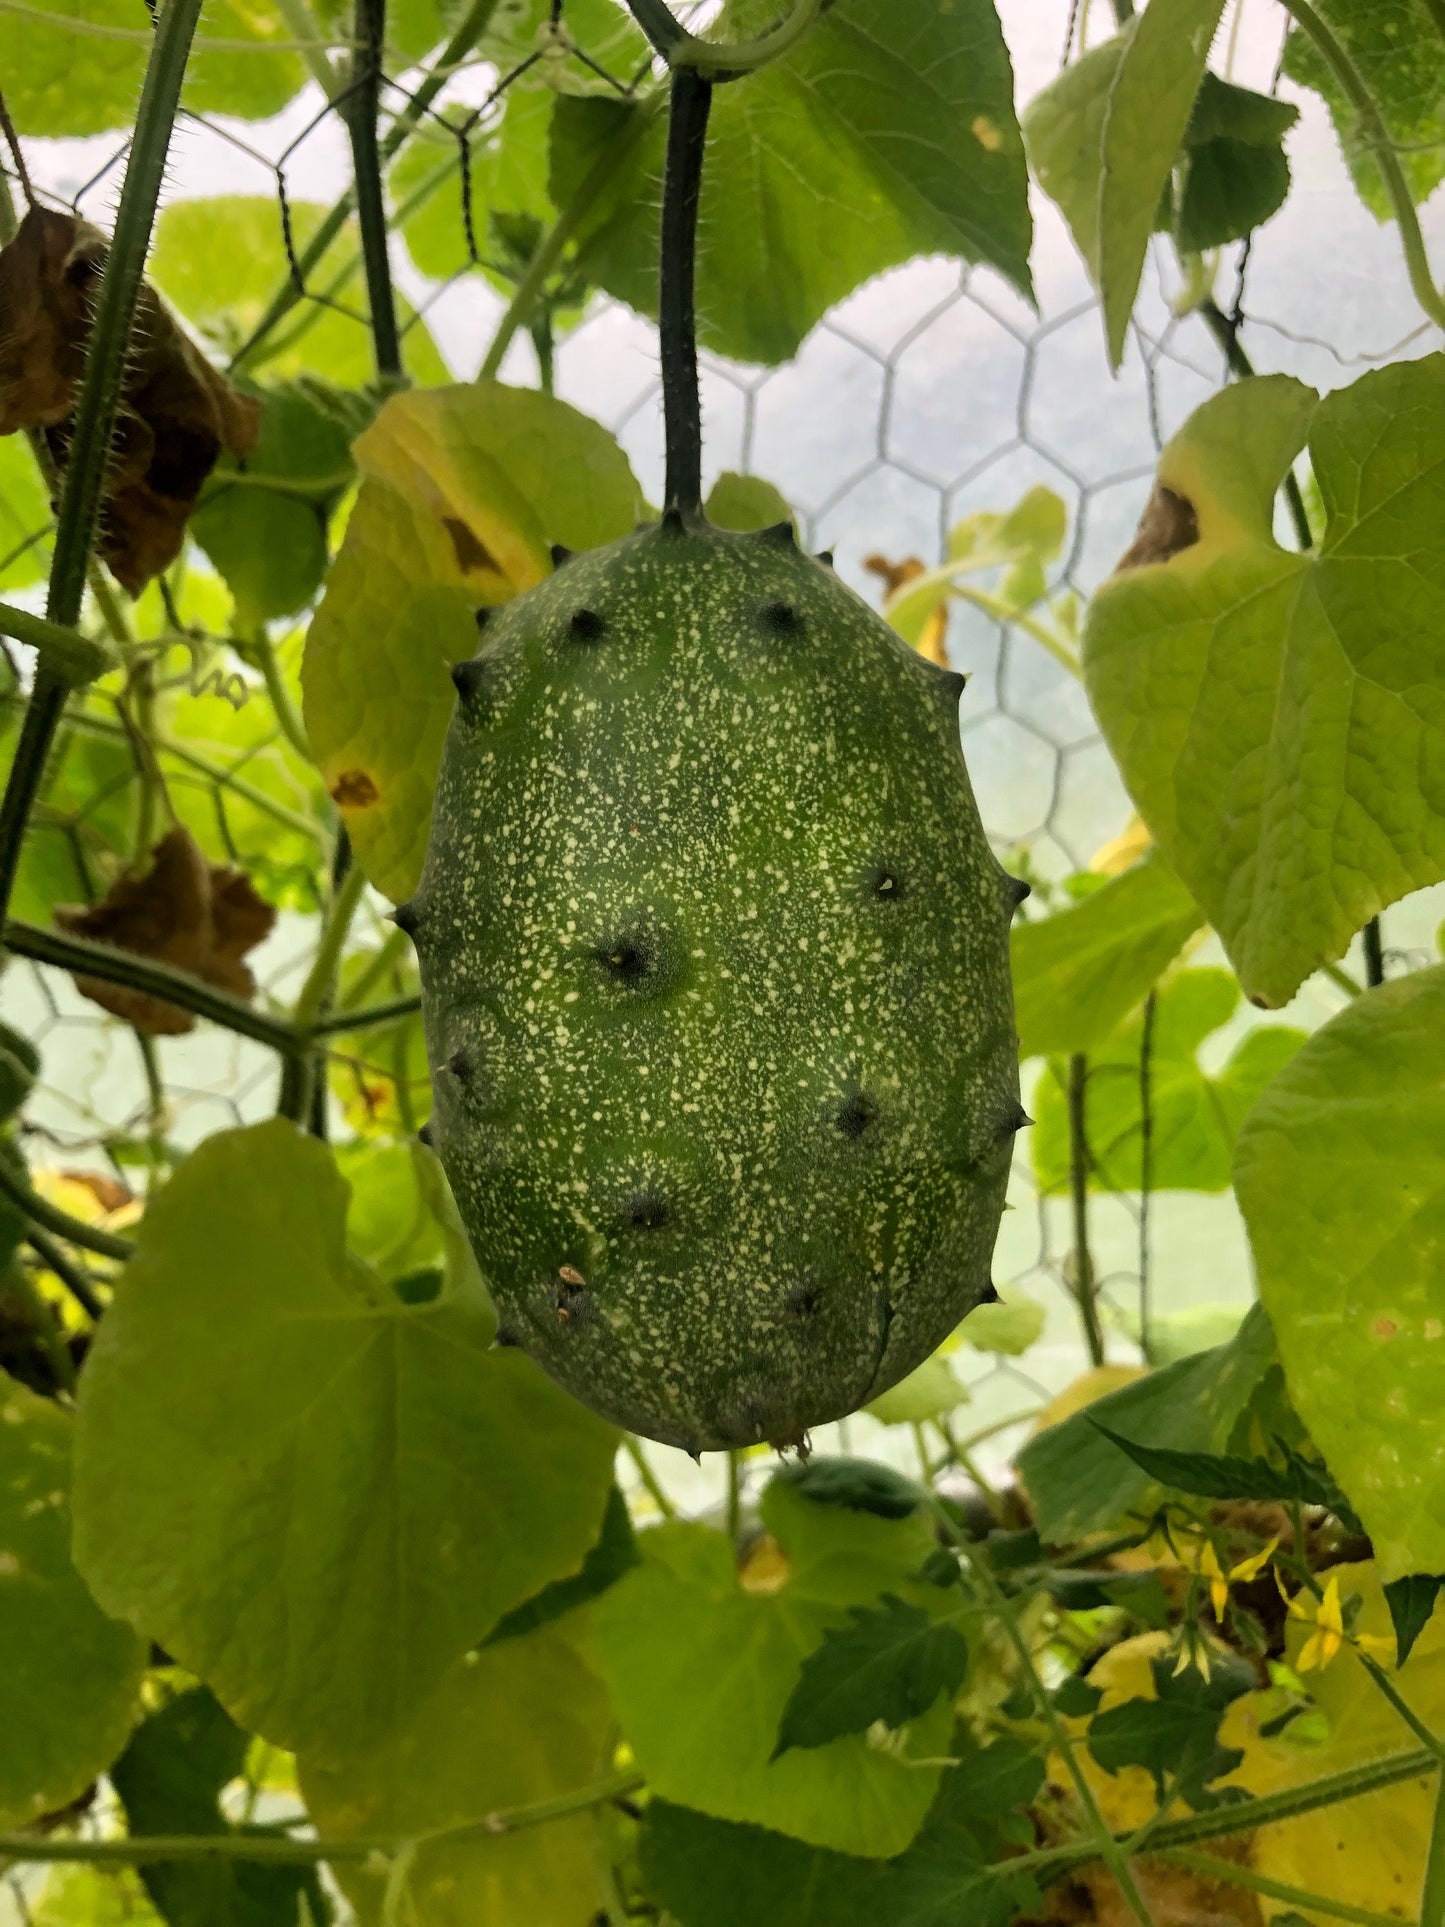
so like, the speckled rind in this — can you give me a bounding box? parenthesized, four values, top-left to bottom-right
(413, 519, 1021, 1452)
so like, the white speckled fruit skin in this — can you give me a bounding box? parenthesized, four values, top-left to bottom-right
(410, 517, 1023, 1453)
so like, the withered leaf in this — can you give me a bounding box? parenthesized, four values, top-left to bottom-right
(55, 826, 276, 1036)
(0, 205, 261, 594)
(1113, 483, 1200, 574)
(863, 551, 950, 667)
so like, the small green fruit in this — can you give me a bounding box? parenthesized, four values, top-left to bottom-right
(411, 516, 1023, 1452)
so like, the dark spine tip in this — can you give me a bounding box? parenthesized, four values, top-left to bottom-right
(446, 1047, 473, 1085)
(417, 1121, 434, 1148)
(1010, 875, 1032, 906)
(1001, 1103, 1033, 1136)
(758, 599, 803, 636)
(625, 1191, 669, 1231)
(813, 549, 834, 568)
(757, 519, 796, 548)
(450, 658, 487, 709)
(835, 1091, 876, 1140)
(686, 1446, 703, 1465)
(492, 1327, 522, 1350)
(568, 608, 607, 643)
(550, 543, 575, 568)
(870, 866, 903, 900)
(978, 1281, 1001, 1306)
(939, 668, 968, 702)
(474, 605, 492, 632)
(390, 899, 420, 937)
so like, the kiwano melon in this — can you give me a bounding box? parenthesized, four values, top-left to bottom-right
(406, 512, 1025, 1453)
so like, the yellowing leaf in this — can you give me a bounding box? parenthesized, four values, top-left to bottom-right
(302, 382, 644, 902)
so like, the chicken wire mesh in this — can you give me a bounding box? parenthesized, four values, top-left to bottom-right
(2, 0, 1443, 1514)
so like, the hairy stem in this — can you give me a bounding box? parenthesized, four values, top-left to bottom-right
(344, 0, 402, 380)
(658, 65, 713, 513)
(0, 0, 204, 931)
(1067, 1052, 1106, 1366)
(1277, 0, 1445, 331)
(5, 918, 298, 1054)
(626, 0, 822, 75)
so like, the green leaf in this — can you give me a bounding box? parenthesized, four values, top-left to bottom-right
(1185, 72, 1299, 149)
(0, 434, 51, 591)
(590, 1470, 957, 1856)
(302, 381, 644, 902)
(883, 486, 1067, 648)
(1023, 0, 1227, 368)
(1281, 0, 1445, 216)
(71, 1119, 618, 1759)
(956, 1290, 1046, 1358)
(1032, 969, 1307, 1194)
(1383, 1574, 1445, 1669)
(0, 1379, 146, 1828)
(1176, 138, 1291, 251)
(774, 1455, 928, 1522)
(772, 1595, 969, 1759)
(552, 0, 1031, 366)
(1088, 1649, 1255, 1811)
(481, 0, 650, 92)
(3, 0, 305, 137)
(1083, 356, 1445, 1008)
(148, 198, 447, 388)
(1018, 1304, 1277, 1543)
(1011, 857, 1204, 1061)
(300, 1619, 612, 1927)
(1234, 966, 1445, 1581)
(111, 1686, 331, 1927)
(31, 1868, 164, 1927)
(191, 379, 372, 624)
(392, 90, 557, 286)
(705, 472, 796, 535)
(1088, 1424, 1363, 1533)
(484, 1484, 638, 1645)
(863, 1353, 969, 1426)
(640, 1736, 1046, 1927)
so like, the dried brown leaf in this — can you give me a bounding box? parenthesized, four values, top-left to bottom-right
(0, 205, 261, 593)
(55, 826, 276, 1035)
(862, 551, 949, 666)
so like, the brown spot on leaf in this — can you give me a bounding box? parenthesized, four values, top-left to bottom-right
(443, 516, 499, 577)
(330, 769, 380, 809)
(1114, 484, 1200, 573)
(863, 552, 949, 667)
(0, 206, 260, 594)
(57, 1170, 132, 1215)
(54, 826, 275, 1036)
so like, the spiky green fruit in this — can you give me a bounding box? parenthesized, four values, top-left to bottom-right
(409, 515, 1023, 1453)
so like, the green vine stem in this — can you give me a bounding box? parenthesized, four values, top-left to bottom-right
(657, 65, 713, 513)
(1277, 0, 1445, 332)
(26, 1226, 106, 1319)
(229, 0, 504, 373)
(625, 0, 821, 76)
(0, 0, 205, 934)
(310, 992, 421, 1036)
(0, 602, 116, 686)
(278, 859, 369, 1121)
(1153, 1846, 1415, 1927)
(478, 100, 662, 381)
(0, 1768, 645, 1868)
(4, 919, 298, 1054)
(1067, 1052, 1107, 1366)
(0, 1155, 135, 1262)
(343, 0, 403, 382)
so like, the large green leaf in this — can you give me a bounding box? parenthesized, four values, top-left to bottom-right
(1282, 0, 1445, 217)
(3, 0, 305, 137)
(0, 1379, 146, 1828)
(111, 1686, 330, 1927)
(1169, 72, 1298, 254)
(1011, 858, 1204, 1061)
(551, 0, 1031, 366)
(1022, 0, 1227, 368)
(1083, 356, 1445, 1008)
(1031, 969, 1306, 1194)
(148, 199, 448, 388)
(1234, 967, 1445, 1583)
(71, 1120, 618, 1760)
(590, 1470, 957, 1857)
(1017, 1304, 1277, 1543)
(300, 1619, 612, 1927)
(639, 1736, 1046, 1927)
(302, 381, 644, 901)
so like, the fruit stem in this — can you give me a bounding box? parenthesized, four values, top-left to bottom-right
(659, 65, 713, 515)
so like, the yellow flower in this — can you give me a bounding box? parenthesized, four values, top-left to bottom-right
(1199, 1534, 1279, 1620)
(1277, 1572, 1396, 1672)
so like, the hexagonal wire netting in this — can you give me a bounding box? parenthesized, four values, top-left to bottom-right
(3, 0, 1444, 1525)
